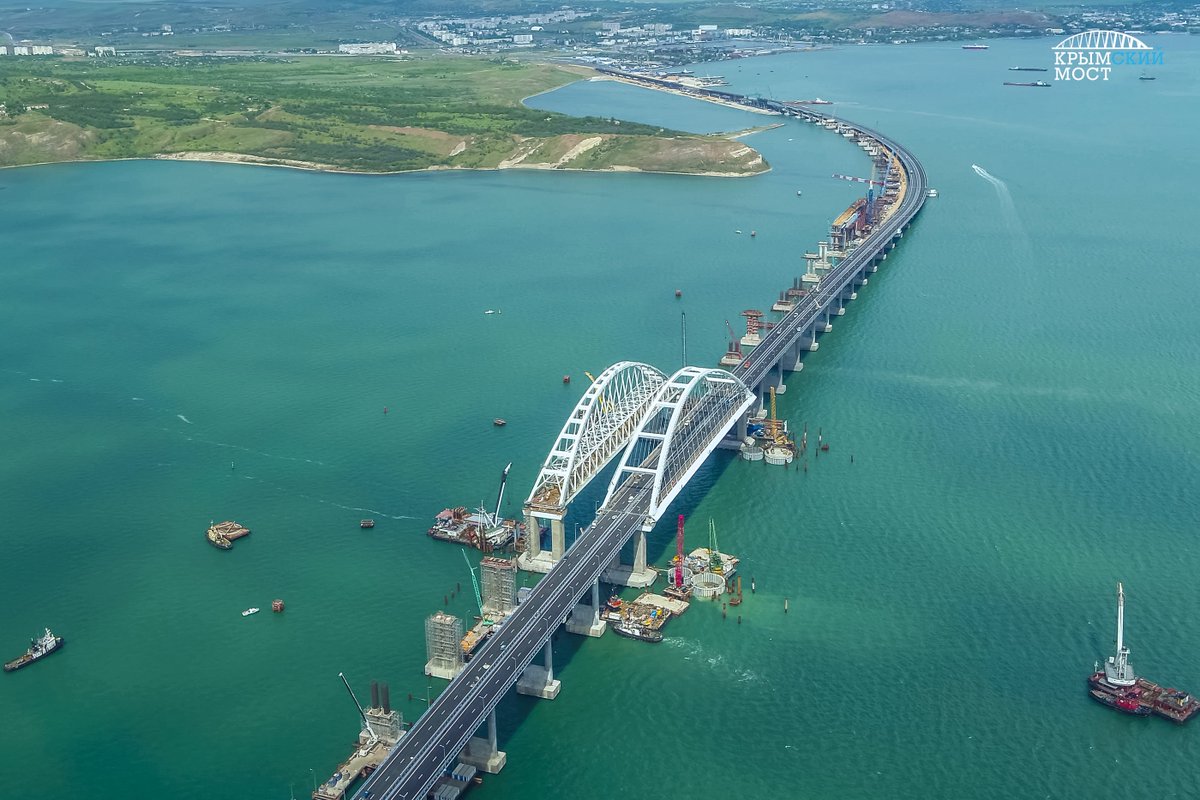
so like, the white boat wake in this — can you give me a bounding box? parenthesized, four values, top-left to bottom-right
(176, 414, 193, 424)
(971, 163, 1031, 258)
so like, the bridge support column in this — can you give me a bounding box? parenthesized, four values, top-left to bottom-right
(458, 709, 507, 774)
(524, 511, 541, 559)
(567, 578, 607, 637)
(601, 531, 657, 589)
(551, 518, 566, 560)
(822, 309, 833, 333)
(517, 641, 561, 699)
(517, 509, 560, 574)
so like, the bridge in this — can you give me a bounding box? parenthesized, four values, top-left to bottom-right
(352, 95, 927, 800)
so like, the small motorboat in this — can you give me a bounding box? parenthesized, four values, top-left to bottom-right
(820, 443, 830, 452)
(750, 230, 757, 238)
(797, 190, 803, 196)
(562, 375, 570, 384)
(242, 608, 260, 617)
(735, 230, 743, 235)
(360, 519, 375, 529)
(493, 418, 507, 427)
(484, 309, 497, 315)
(675, 289, 682, 298)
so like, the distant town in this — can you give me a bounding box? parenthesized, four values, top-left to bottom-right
(1, 1, 1198, 64)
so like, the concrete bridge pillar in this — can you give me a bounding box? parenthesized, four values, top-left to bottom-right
(517, 641, 561, 699)
(524, 511, 541, 559)
(550, 518, 566, 560)
(517, 509, 561, 574)
(601, 530, 657, 588)
(567, 577, 607, 637)
(459, 708, 507, 774)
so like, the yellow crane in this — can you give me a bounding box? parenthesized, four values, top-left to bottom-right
(584, 371, 613, 413)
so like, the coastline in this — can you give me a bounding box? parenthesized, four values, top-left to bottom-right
(1, 68, 774, 179)
(0, 150, 769, 178)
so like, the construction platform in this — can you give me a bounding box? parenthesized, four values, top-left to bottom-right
(601, 592, 688, 631)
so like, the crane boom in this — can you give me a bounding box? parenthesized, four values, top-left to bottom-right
(462, 551, 482, 614)
(832, 172, 884, 186)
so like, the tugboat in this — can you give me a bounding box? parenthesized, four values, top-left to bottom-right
(4, 628, 64, 672)
(612, 622, 663, 643)
(1090, 687, 1151, 716)
(606, 595, 623, 611)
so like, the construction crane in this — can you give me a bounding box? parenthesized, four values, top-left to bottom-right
(461, 551, 482, 615)
(583, 370, 613, 413)
(765, 386, 793, 448)
(724, 320, 743, 358)
(674, 514, 685, 588)
(708, 519, 723, 575)
(831, 172, 884, 187)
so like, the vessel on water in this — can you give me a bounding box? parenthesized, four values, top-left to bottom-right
(206, 520, 250, 550)
(492, 418, 506, 427)
(360, 519, 375, 529)
(607, 595, 623, 611)
(1139, 72, 1156, 81)
(962, 44, 989, 50)
(1089, 688, 1151, 716)
(1009, 66, 1048, 71)
(427, 463, 521, 551)
(612, 622, 663, 643)
(1003, 81, 1051, 87)
(4, 628, 64, 672)
(242, 607, 260, 617)
(1088, 582, 1200, 723)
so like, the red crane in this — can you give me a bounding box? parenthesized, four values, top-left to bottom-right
(675, 514, 685, 588)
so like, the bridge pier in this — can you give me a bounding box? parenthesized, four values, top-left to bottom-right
(601, 531, 657, 588)
(566, 578, 607, 637)
(517, 641, 561, 699)
(517, 511, 564, 574)
(458, 709, 507, 774)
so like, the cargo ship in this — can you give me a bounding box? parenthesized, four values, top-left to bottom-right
(962, 44, 989, 50)
(1088, 583, 1200, 723)
(1009, 66, 1048, 71)
(1003, 81, 1051, 87)
(4, 628, 64, 672)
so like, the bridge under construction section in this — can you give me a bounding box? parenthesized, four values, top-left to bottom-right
(349, 82, 929, 800)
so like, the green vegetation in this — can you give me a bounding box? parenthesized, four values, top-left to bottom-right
(0, 56, 767, 175)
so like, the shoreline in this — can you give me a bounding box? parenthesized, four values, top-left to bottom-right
(1, 68, 775, 178)
(0, 150, 769, 179)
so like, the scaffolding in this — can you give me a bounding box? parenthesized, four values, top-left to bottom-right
(425, 611, 464, 679)
(480, 556, 517, 616)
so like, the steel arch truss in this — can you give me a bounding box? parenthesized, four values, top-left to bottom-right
(525, 361, 668, 515)
(604, 367, 754, 529)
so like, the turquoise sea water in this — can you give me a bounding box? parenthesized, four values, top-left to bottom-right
(3, 37, 1200, 798)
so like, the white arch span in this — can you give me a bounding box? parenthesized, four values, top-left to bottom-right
(525, 361, 667, 517)
(604, 366, 754, 530)
(1053, 30, 1153, 50)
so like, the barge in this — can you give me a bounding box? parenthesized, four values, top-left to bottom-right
(206, 520, 250, 550)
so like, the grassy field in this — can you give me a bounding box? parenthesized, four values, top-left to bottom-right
(0, 56, 768, 175)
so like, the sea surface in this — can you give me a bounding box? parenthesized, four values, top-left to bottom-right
(3, 36, 1200, 799)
